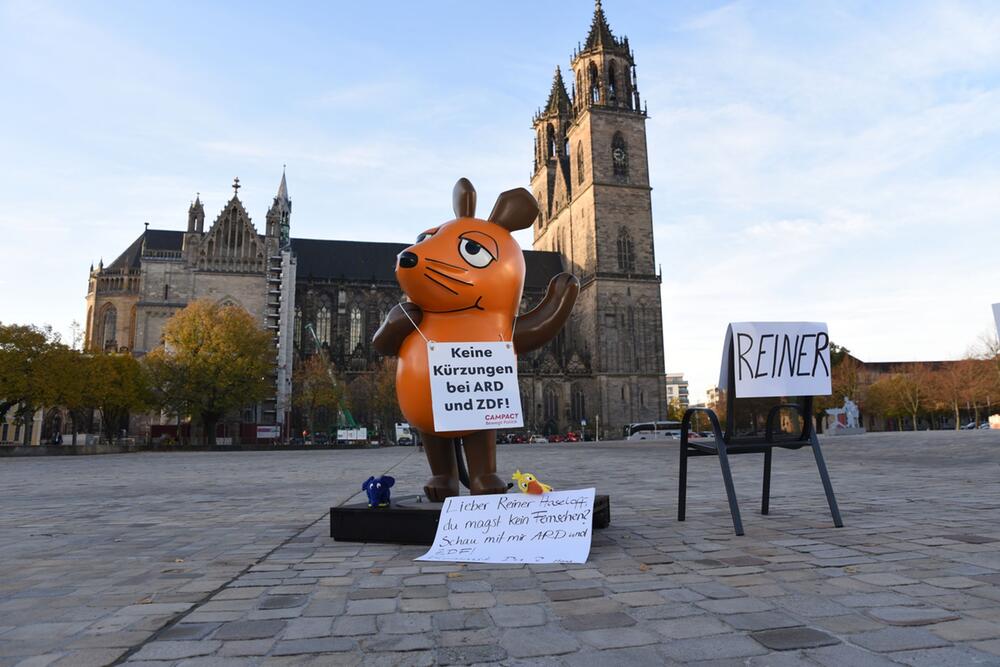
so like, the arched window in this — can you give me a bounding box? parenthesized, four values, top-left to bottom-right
(577, 141, 584, 184)
(316, 306, 331, 346)
(349, 307, 363, 353)
(576, 71, 583, 104)
(589, 62, 600, 103)
(101, 305, 117, 350)
(128, 305, 137, 351)
(571, 385, 586, 423)
(294, 307, 302, 348)
(544, 386, 559, 425)
(546, 124, 556, 158)
(607, 61, 618, 103)
(617, 228, 635, 272)
(612, 132, 628, 180)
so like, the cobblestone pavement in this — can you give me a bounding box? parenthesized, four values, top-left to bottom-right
(2, 430, 1000, 666)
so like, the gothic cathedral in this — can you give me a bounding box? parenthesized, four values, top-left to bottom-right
(84, 1, 665, 440)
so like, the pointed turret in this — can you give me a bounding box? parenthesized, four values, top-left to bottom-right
(188, 194, 205, 233)
(583, 0, 621, 51)
(266, 168, 292, 249)
(543, 67, 572, 118)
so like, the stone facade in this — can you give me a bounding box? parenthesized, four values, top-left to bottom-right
(86, 2, 666, 440)
(528, 1, 667, 435)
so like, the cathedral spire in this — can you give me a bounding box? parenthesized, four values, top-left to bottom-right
(583, 0, 622, 52)
(267, 168, 292, 249)
(540, 67, 572, 119)
(188, 192, 205, 233)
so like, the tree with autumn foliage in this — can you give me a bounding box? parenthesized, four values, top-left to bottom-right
(293, 354, 345, 436)
(144, 301, 272, 445)
(87, 352, 150, 442)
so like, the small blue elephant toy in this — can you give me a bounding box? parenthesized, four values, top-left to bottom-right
(363, 475, 395, 508)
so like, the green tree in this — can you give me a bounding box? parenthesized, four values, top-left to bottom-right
(293, 354, 345, 436)
(0, 323, 61, 444)
(369, 358, 400, 442)
(88, 352, 149, 442)
(144, 301, 272, 445)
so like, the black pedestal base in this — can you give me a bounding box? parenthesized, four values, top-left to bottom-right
(330, 494, 611, 545)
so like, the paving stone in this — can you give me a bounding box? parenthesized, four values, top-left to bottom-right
(722, 611, 802, 631)
(331, 614, 377, 636)
(652, 615, 732, 639)
(696, 597, 774, 614)
(811, 613, 884, 634)
(927, 617, 1000, 641)
(435, 644, 508, 665)
(577, 627, 662, 649)
(866, 606, 960, 626)
(747, 653, 817, 666)
(216, 638, 276, 656)
(346, 598, 397, 615)
(888, 646, 1000, 666)
(376, 613, 432, 634)
(447, 593, 496, 609)
(431, 610, 492, 631)
(157, 623, 220, 641)
(850, 627, 951, 652)
(750, 627, 839, 650)
(660, 634, 769, 662)
(271, 637, 358, 654)
(212, 619, 286, 641)
(281, 616, 333, 639)
(258, 594, 307, 610)
(546, 587, 605, 602)
(806, 644, 901, 667)
(500, 628, 579, 658)
(50, 649, 128, 667)
(364, 634, 435, 652)
(488, 605, 546, 627)
(563, 647, 672, 667)
(130, 640, 222, 661)
(561, 612, 636, 631)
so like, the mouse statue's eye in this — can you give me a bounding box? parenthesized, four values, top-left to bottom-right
(458, 237, 495, 268)
(416, 230, 436, 243)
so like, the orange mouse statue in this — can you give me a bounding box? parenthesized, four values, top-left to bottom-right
(373, 178, 579, 501)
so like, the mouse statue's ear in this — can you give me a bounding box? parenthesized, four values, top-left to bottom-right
(489, 188, 539, 232)
(453, 178, 477, 218)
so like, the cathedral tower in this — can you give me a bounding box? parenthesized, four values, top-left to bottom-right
(530, 0, 665, 435)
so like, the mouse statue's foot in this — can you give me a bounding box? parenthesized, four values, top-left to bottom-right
(470, 473, 508, 496)
(424, 475, 460, 502)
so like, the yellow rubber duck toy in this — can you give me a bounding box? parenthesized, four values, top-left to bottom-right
(512, 470, 553, 495)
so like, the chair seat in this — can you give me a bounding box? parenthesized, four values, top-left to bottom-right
(686, 436, 808, 455)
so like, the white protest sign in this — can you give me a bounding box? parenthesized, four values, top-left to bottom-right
(428, 341, 523, 431)
(416, 488, 596, 564)
(993, 303, 1000, 338)
(719, 322, 832, 398)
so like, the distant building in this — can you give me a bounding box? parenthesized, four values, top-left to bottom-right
(1, 405, 42, 446)
(665, 373, 690, 411)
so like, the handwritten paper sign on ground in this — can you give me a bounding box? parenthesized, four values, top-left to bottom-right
(428, 341, 523, 432)
(416, 488, 596, 564)
(719, 322, 832, 398)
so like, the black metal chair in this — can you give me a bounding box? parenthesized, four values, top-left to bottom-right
(678, 341, 843, 536)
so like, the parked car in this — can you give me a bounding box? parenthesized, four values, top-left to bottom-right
(564, 432, 580, 443)
(961, 422, 977, 430)
(313, 433, 330, 445)
(980, 423, 993, 430)
(510, 433, 527, 444)
(528, 435, 548, 444)
(397, 436, 413, 446)
(549, 434, 564, 443)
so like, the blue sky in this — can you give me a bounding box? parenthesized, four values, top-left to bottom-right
(2, 0, 999, 401)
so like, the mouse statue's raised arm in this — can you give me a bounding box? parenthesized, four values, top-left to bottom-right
(373, 178, 579, 501)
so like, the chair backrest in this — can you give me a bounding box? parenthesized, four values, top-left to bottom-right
(718, 322, 833, 439)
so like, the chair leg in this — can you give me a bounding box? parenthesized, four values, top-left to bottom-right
(678, 442, 688, 521)
(762, 448, 772, 515)
(809, 432, 843, 528)
(715, 442, 744, 536)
